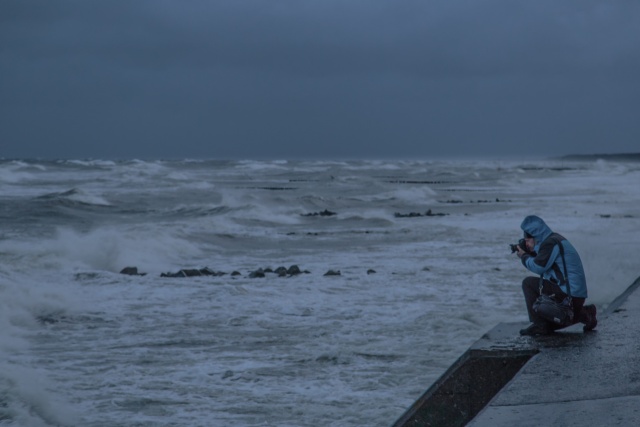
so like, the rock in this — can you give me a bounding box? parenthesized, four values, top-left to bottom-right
(425, 209, 448, 217)
(119, 266, 146, 276)
(301, 209, 337, 217)
(287, 265, 302, 275)
(157, 264, 310, 278)
(180, 269, 202, 277)
(160, 267, 228, 278)
(161, 269, 198, 278)
(324, 270, 341, 276)
(274, 266, 288, 276)
(394, 209, 449, 218)
(367, 269, 376, 275)
(249, 269, 266, 278)
(394, 211, 424, 218)
(200, 267, 226, 276)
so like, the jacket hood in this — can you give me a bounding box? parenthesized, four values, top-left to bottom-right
(520, 215, 553, 242)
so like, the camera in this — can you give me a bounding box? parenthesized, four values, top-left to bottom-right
(510, 238, 528, 253)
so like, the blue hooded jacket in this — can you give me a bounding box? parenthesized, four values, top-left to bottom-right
(520, 215, 587, 298)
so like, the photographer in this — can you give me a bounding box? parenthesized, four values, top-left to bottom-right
(514, 215, 597, 336)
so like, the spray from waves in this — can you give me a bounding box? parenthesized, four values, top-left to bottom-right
(0, 162, 38, 185)
(0, 226, 204, 275)
(355, 186, 439, 204)
(235, 160, 290, 172)
(63, 159, 117, 168)
(0, 273, 80, 426)
(0, 366, 79, 427)
(214, 188, 308, 225)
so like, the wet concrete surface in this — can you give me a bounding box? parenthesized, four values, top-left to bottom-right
(468, 277, 640, 426)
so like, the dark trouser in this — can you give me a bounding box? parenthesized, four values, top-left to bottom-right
(522, 276, 586, 328)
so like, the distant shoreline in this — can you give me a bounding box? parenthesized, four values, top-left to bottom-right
(558, 152, 640, 162)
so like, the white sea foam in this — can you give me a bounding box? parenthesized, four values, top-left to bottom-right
(0, 163, 35, 184)
(65, 159, 117, 168)
(0, 272, 84, 426)
(63, 188, 112, 206)
(0, 227, 203, 275)
(0, 365, 78, 427)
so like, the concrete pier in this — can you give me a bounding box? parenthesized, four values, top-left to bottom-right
(393, 277, 640, 426)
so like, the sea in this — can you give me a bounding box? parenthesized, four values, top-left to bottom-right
(1, 157, 639, 427)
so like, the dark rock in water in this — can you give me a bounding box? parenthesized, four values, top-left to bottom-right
(253, 186, 297, 191)
(394, 211, 423, 218)
(160, 268, 217, 277)
(425, 209, 447, 217)
(120, 266, 136, 275)
(120, 266, 146, 276)
(161, 268, 221, 278)
(158, 265, 310, 279)
(367, 269, 377, 275)
(181, 269, 203, 277)
(394, 209, 448, 218)
(200, 267, 226, 276)
(324, 270, 341, 276)
(249, 269, 266, 278)
(301, 209, 337, 217)
(287, 265, 302, 275)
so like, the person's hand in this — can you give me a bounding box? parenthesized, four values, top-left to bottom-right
(516, 246, 525, 258)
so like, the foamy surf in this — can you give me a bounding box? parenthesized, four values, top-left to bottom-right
(1, 157, 639, 426)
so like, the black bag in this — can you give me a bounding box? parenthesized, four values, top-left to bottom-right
(533, 294, 573, 326)
(532, 241, 574, 327)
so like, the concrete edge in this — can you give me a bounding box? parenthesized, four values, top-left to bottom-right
(392, 276, 640, 427)
(391, 323, 538, 427)
(604, 276, 640, 316)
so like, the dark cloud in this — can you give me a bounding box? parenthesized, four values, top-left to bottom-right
(1, 0, 639, 159)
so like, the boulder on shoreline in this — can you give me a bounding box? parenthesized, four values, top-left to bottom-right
(301, 209, 337, 217)
(128, 264, 384, 279)
(394, 209, 448, 218)
(160, 267, 226, 278)
(119, 266, 147, 276)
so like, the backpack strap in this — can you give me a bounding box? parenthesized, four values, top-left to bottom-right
(537, 240, 572, 300)
(557, 240, 572, 300)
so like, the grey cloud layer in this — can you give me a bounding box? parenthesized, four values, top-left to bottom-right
(2, 0, 639, 159)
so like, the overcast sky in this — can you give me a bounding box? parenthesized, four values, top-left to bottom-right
(1, 0, 639, 160)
